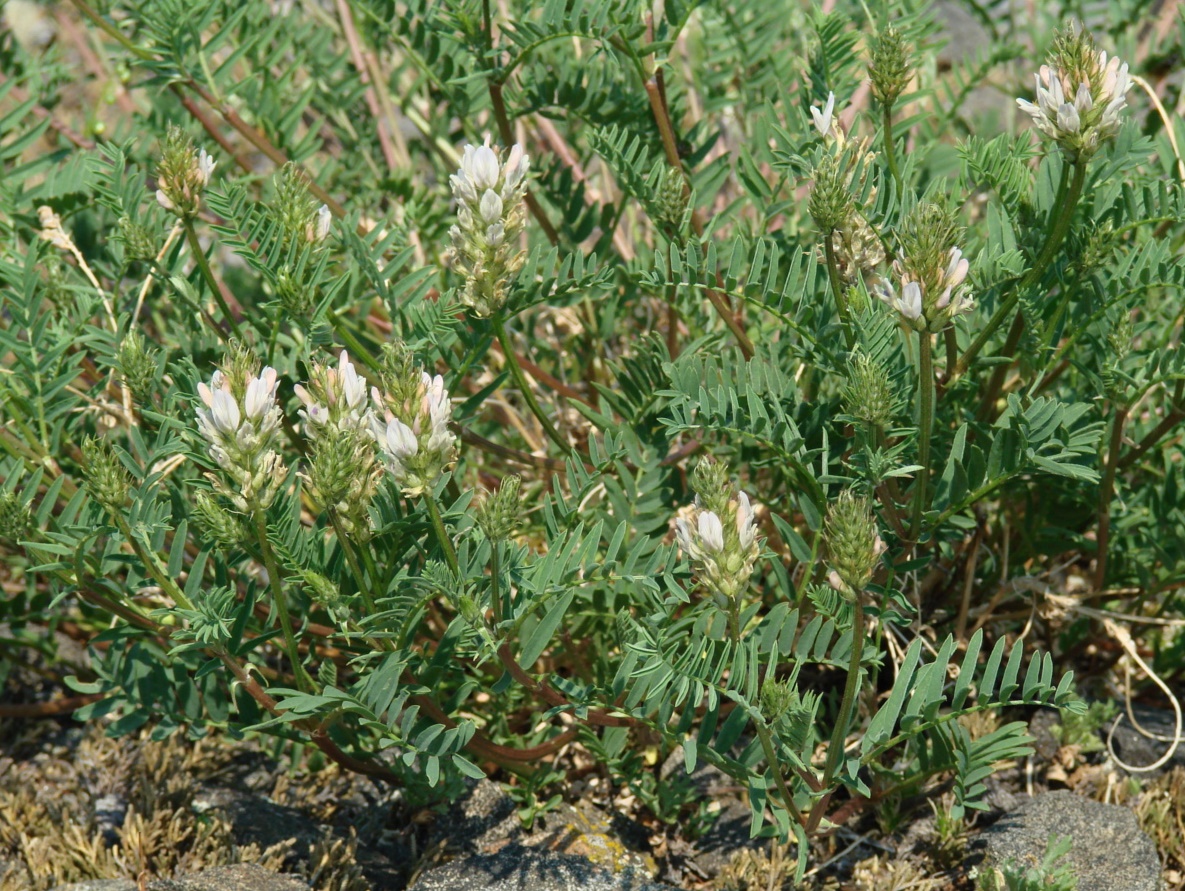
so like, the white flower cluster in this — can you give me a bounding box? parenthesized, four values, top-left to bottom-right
(196, 365, 284, 512)
(675, 491, 760, 604)
(1017, 40, 1131, 160)
(369, 371, 457, 496)
(447, 138, 530, 318)
(295, 351, 380, 536)
(294, 350, 369, 434)
(878, 246, 972, 330)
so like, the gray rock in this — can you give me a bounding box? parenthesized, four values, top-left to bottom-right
(408, 844, 679, 891)
(979, 791, 1162, 891)
(437, 779, 523, 853)
(147, 864, 308, 891)
(191, 786, 318, 865)
(1106, 705, 1185, 777)
(660, 750, 757, 878)
(49, 882, 137, 891)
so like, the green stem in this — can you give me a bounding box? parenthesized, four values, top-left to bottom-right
(1092, 404, 1128, 591)
(823, 236, 856, 351)
(330, 513, 377, 617)
(253, 510, 314, 692)
(820, 595, 865, 793)
(113, 515, 194, 612)
(492, 314, 570, 455)
(490, 541, 504, 626)
(953, 160, 1086, 380)
(183, 221, 243, 339)
(423, 491, 461, 578)
(882, 102, 901, 191)
(724, 596, 805, 828)
(910, 331, 934, 542)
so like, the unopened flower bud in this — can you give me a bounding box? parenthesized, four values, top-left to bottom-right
(118, 330, 159, 403)
(270, 163, 332, 246)
(842, 351, 894, 431)
(653, 165, 690, 232)
(155, 127, 215, 219)
(809, 151, 855, 233)
(824, 490, 884, 598)
(192, 490, 245, 547)
(0, 491, 33, 543)
(82, 436, 131, 514)
(477, 475, 522, 541)
(760, 679, 800, 722)
(117, 216, 158, 262)
(869, 25, 913, 107)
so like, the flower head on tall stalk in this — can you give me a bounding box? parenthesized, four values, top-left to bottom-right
(808, 102, 886, 287)
(1016, 24, 1132, 162)
(156, 126, 216, 219)
(877, 204, 973, 331)
(369, 346, 457, 496)
(194, 343, 285, 513)
(295, 351, 380, 536)
(445, 137, 530, 318)
(674, 459, 761, 607)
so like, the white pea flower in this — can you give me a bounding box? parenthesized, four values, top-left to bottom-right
(811, 91, 837, 140)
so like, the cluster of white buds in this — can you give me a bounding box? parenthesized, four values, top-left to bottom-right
(446, 137, 530, 318)
(369, 370, 457, 497)
(1016, 26, 1131, 162)
(878, 205, 973, 331)
(295, 350, 369, 433)
(156, 127, 215, 219)
(295, 352, 380, 536)
(195, 349, 285, 513)
(675, 461, 761, 606)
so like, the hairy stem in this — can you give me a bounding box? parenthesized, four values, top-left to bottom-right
(1093, 404, 1128, 591)
(253, 511, 314, 692)
(882, 103, 901, 191)
(820, 595, 866, 795)
(423, 490, 461, 578)
(954, 160, 1086, 381)
(824, 235, 856, 351)
(910, 331, 934, 541)
(183, 221, 243, 339)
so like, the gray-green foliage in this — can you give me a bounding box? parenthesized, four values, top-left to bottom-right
(1, 0, 1183, 878)
(978, 835, 1079, 891)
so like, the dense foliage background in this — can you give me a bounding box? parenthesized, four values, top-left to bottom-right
(1, 0, 1183, 886)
